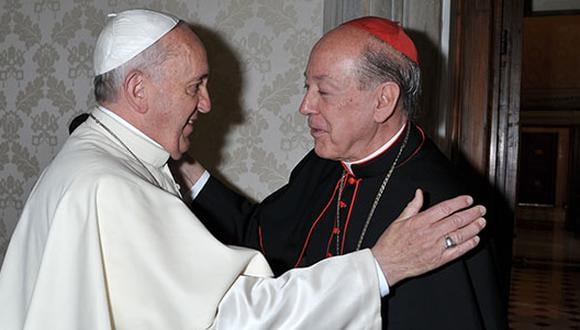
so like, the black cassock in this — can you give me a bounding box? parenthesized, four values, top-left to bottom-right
(192, 123, 507, 329)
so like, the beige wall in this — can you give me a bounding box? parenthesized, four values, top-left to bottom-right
(0, 0, 322, 262)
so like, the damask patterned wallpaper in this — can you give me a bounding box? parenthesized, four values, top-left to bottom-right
(0, 0, 322, 262)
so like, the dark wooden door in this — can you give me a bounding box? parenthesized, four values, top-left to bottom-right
(448, 0, 524, 303)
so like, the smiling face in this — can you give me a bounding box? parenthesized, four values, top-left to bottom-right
(145, 25, 211, 160)
(300, 28, 386, 162)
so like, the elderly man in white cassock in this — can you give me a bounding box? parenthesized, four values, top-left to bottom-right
(0, 9, 487, 329)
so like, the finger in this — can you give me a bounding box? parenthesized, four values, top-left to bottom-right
(416, 195, 474, 225)
(441, 217, 486, 249)
(432, 205, 486, 238)
(442, 236, 481, 262)
(396, 189, 423, 220)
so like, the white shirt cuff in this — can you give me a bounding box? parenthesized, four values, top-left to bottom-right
(374, 258, 390, 297)
(190, 170, 210, 200)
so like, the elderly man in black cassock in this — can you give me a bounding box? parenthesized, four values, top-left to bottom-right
(179, 16, 506, 329)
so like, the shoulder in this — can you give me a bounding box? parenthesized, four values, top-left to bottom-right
(401, 134, 467, 200)
(44, 134, 142, 195)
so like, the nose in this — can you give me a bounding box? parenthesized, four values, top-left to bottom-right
(299, 89, 316, 116)
(198, 85, 211, 114)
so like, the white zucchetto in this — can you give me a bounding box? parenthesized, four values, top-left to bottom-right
(93, 9, 179, 75)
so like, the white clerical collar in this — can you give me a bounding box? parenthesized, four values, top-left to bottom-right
(342, 123, 407, 173)
(97, 105, 162, 147)
(92, 106, 169, 168)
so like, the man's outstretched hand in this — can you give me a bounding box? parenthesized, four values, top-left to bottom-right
(371, 189, 486, 286)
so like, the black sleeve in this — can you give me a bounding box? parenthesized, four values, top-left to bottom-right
(190, 150, 339, 274)
(191, 176, 261, 249)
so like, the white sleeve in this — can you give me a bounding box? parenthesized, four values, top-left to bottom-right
(212, 249, 382, 330)
(375, 258, 390, 297)
(190, 170, 210, 200)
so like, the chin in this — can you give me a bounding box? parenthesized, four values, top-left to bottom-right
(313, 146, 334, 161)
(175, 138, 190, 158)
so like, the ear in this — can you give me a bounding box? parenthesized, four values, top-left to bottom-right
(374, 81, 400, 123)
(124, 70, 148, 114)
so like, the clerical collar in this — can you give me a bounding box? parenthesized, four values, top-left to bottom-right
(92, 106, 169, 168)
(342, 123, 407, 174)
(97, 105, 162, 148)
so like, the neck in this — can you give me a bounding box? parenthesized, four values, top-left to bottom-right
(103, 100, 155, 136)
(350, 114, 407, 163)
(344, 121, 407, 170)
(103, 100, 140, 126)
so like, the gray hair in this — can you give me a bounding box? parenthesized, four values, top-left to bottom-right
(94, 22, 184, 103)
(356, 37, 421, 118)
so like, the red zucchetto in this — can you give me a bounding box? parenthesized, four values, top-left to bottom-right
(341, 16, 419, 64)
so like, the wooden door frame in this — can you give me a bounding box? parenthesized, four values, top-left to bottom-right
(449, 0, 523, 302)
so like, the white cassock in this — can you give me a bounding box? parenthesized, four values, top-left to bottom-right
(0, 107, 381, 329)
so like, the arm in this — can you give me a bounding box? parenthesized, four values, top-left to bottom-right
(170, 157, 261, 247)
(215, 190, 486, 328)
(214, 250, 382, 329)
(189, 174, 262, 247)
(98, 175, 484, 329)
(171, 153, 334, 254)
